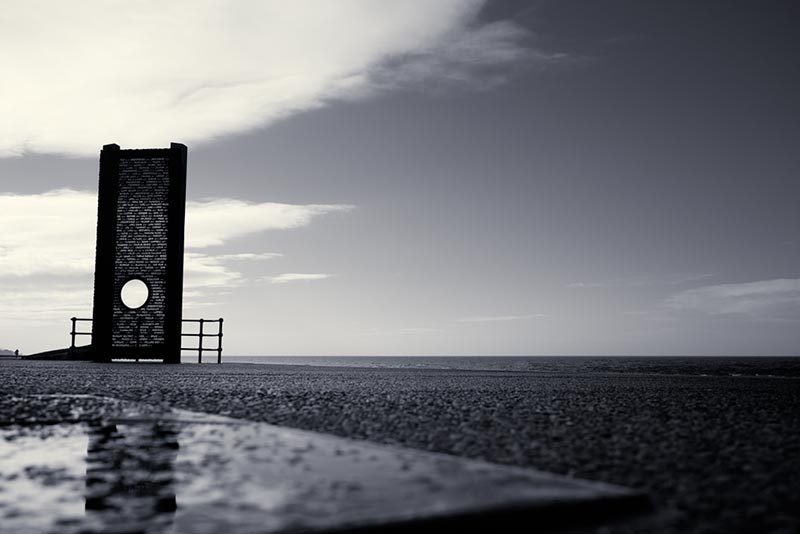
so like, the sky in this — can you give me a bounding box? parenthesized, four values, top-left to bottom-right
(1, 0, 798, 356)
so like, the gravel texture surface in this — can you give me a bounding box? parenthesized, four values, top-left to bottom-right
(1, 359, 798, 533)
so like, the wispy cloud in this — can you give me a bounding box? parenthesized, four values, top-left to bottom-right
(265, 273, 332, 285)
(665, 278, 800, 320)
(567, 273, 714, 289)
(458, 314, 550, 323)
(368, 20, 562, 93)
(361, 327, 443, 336)
(200, 253, 283, 262)
(0, 189, 348, 318)
(0, 282, 92, 324)
(184, 252, 282, 291)
(0, 1, 547, 157)
(566, 282, 609, 289)
(186, 199, 354, 248)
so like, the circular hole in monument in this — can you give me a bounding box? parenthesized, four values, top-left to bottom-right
(121, 279, 149, 309)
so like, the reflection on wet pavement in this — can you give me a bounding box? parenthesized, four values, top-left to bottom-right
(1, 423, 180, 534)
(0, 424, 87, 533)
(0, 398, 646, 534)
(85, 423, 178, 531)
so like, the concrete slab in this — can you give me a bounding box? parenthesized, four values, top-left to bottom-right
(0, 395, 648, 533)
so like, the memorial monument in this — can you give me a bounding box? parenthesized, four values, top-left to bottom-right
(90, 143, 188, 363)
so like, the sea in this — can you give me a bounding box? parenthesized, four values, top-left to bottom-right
(193, 355, 800, 378)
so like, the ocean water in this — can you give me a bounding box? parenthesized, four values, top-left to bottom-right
(206, 355, 800, 378)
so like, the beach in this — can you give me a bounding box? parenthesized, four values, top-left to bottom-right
(1, 357, 798, 533)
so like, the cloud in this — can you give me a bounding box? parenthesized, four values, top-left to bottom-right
(369, 20, 561, 93)
(0, 189, 349, 278)
(0, 281, 92, 324)
(183, 252, 282, 291)
(265, 273, 332, 285)
(0, 189, 348, 318)
(567, 273, 714, 289)
(458, 314, 549, 323)
(0, 189, 97, 277)
(203, 253, 283, 262)
(666, 279, 800, 320)
(566, 282, 609, 289)
(183, 251, 285, 291)
(186, 199, 354, 248)
(361, 327, 443, 336)
(0, 1, 542, 157)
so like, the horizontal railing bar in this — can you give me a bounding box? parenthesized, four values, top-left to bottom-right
(71, 318, 222, 322)
(71, 333, 218, 340)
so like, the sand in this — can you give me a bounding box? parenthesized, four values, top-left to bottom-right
(1, 358, 798, 533)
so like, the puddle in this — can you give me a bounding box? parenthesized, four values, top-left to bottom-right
(0, 399, 647, 533)
(1, 422, 181, 534)
(0, 425, 87, 534)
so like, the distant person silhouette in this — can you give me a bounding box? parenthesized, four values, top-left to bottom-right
(14, 349, 18, 357)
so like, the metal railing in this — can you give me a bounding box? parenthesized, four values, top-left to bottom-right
(181, 318, 224, 364)
(69, 317, 93, 357)
(68, 316, 224, 363)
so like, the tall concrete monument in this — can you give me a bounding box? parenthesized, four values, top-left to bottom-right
(90, 143, 188, 363)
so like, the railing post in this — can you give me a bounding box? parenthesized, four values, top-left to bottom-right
(217, 318, 224, 364)
(70, 317, 77, 357)
(135, 316, 141, 362)
(198, 318, 204, 364)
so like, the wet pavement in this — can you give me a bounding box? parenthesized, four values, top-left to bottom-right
(0, 395, 648, 533)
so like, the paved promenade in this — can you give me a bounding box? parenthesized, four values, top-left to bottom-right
(1, 359, 798, 532)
